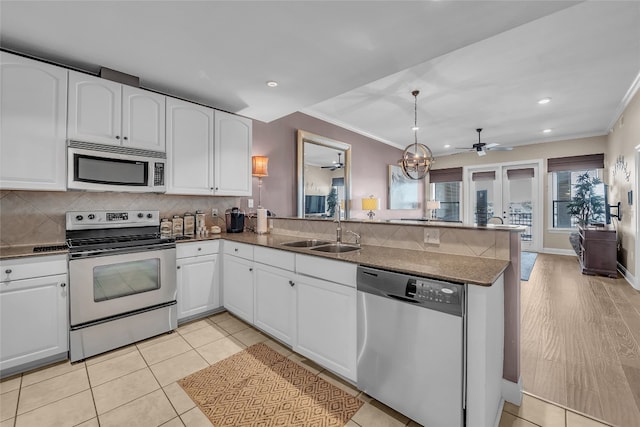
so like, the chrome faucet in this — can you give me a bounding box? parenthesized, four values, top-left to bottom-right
(334, 204, 342, 244)
(345, 230, 361, 245)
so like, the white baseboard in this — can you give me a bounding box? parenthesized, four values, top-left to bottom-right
(502, 377, 523, 405)
(618, 262, 639, 290)
(493, 398, 506, 427)
(541, 247, 576, 257)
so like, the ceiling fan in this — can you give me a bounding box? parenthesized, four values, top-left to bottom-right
(321, 152, 344, 170)
(456, 128, 513, 156)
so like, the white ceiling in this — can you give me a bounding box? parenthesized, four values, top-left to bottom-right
(2, 1, 639, 157)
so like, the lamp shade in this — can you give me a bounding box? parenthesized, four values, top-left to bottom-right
(252, 156, 269, 177)
(361, 196, 380, 211)
(426, 200, 441, 210)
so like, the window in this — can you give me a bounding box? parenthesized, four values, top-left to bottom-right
(548, 154, 605, 229)
(551, 169, 603, 228)
(430, 167, 463, 222)
(432, 182, 461, 221)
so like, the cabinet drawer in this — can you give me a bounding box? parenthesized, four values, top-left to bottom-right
(1, 255, 67, 284)
(177, 240, 219, 258)
(295, 254, 357, 288)
(254, 246, 294, 271)
(223, 241, 254, 260)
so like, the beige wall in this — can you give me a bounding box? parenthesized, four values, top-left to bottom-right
(429, 135, 608, 252)
(606, 89, 639, 277)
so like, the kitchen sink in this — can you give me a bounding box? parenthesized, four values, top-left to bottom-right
(281, 239, 332, 248)
(309, 243, 361, 253)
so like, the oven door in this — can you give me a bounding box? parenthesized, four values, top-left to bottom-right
(69, 247, 176, 326)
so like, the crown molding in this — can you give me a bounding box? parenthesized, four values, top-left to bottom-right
(608, 70, 640, 131)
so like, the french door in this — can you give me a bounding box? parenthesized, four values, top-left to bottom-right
(465, 161, 542, 251)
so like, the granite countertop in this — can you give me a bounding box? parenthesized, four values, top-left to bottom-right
(1, 232, 510, 286)
(217, 232, 508, 286)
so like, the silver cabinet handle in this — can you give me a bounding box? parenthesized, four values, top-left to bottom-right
(123, 136, 128, 140)
(4, 269, 11, 274)
(115, 135, 120, 140)
(60, 283, 66, 287)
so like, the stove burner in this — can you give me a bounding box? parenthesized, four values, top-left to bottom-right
(33, 244, 69, 253)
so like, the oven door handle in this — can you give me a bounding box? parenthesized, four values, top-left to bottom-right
(69, 242, 176, 259)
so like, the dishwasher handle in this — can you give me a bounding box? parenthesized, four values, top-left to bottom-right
(387, 294, 421, 304)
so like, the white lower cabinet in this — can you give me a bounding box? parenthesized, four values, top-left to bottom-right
(176, 241, 220, 322)
(223, 242, 255, 323)
(294, 255, 357, 382)
(0, 255, 68, 376)
(254, 263, 296, 346)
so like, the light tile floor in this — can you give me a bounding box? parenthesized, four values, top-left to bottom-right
(0, 312, 614, 427)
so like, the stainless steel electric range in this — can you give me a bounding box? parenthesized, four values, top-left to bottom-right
(66, 210, 176, 362)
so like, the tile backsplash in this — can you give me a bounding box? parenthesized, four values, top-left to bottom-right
(0, 190, 240, 247)
(271, 218, 512, 260)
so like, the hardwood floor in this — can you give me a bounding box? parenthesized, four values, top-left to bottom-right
(521, 253, 640, 427)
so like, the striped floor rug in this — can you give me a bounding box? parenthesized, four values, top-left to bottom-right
(178, 343, 363, 426)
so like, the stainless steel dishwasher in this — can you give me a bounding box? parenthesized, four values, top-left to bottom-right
(356, 266, 466, 427)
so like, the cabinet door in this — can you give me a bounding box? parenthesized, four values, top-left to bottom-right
(177, 254, 219, 321)
(295, 275, 357, 381)
(0, 274, 68, 373)
(254, 264, 295, 345)
(214, 111, 252, 196)
(122, 86, 166, 152)
(68, 71, 122, 145)
(166, 98, 214, 195)
(223, 255, 254, 323)
(0, 52, 68, 191)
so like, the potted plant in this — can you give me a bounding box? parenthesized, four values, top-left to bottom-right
(567, 172, 605, 255)
(327, 188, 338, 218)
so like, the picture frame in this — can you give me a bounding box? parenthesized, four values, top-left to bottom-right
(388, 164, 420, 209)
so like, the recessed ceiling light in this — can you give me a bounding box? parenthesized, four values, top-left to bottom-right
(543, 128, 552, 133)
(444, 144, 451, 148)
(538, 97, 551, 105)
(266, 81, 278, 87)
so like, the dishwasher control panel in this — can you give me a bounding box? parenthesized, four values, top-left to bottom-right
(357, 266, 465, 317)
(405, 279, 461, 305)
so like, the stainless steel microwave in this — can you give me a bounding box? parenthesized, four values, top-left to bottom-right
(67, 141, 166, 193)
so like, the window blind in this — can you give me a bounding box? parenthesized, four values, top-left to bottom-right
(506, 168, 535, 180)
(547, 154, 604, 172)
(430, 167, 463, 183)
(472, 171, 496, 181)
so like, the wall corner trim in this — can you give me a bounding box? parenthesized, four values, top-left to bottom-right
(607, 70, 640, 131)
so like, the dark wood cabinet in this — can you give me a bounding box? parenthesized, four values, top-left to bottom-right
(578, 225, 617, 278)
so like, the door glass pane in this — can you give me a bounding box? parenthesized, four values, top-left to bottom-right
(473, 180, 495, 223)
(507, 176, 533, 241)
(93, 259, 160, 302)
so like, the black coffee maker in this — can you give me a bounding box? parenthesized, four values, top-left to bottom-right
(225, 207, 245, 233)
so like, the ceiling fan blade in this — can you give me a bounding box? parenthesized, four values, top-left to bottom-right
(484, 143, 499, 149)
(487, 146, 513, 151)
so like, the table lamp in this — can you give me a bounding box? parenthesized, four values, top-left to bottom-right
(362, 195, 380, 220)
(426, 200, 441, 220)
(252, 155, 268, 208)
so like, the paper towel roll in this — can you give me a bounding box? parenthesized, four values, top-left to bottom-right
(256, 208, 268, 234)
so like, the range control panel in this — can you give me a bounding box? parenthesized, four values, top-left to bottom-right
(405, 279, 461, 305)
(66, 210, 159, 230)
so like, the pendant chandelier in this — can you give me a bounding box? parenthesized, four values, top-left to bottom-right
(399, 90, 434, 180)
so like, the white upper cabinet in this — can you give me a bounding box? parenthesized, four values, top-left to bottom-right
(166, 98, 215, 195)
(68, 71, 121, 145)
(214, 110, 252, 196)
(122, 85, 166, 151)
(0, 52, 68, 191)
(166, 99, 252, 196)
(68, 71, 165, 151)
